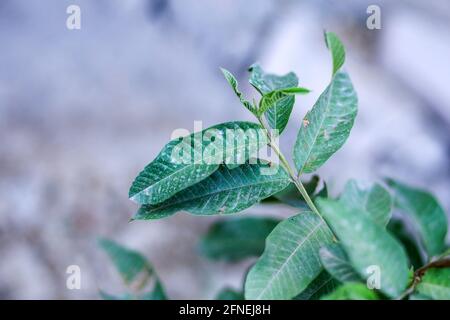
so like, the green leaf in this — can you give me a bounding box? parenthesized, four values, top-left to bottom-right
(98, 238, 168, 300)
(139, 281, 167, 300)
(98, 238, 152, 284)
(248, 64, 299, 133)
(316, 182, 328, 198)
(272, 175, 320, 209)
(317, 198, 409, 298)
(129, 121, 267, 205)
(293, 71, 357, 174)
(280, 87, 311, 94)
(271, 183, 308, 209)
(321, 283, 379, 300)
(248, 64, 298, 95)
(245, 212, 334, 299)
(339, 180, 392, 227)
(416, 268, 450, 300)
(215, 288, 245, 300)
(386, 178, 448, 257)
(409, 293, 432, 300)
(440, 248, 450, 258)
(304, 175, 320, 195)
(221, 68, 255, 113)
(294, 271, 340, 300)
(135, 162, 290, 220)
(199, 217, 279, 262)
(324, 31, 345, 77)
(100, 283, 167, 300)
(319, 243, 361, 283)
(265, 96, 295, 134)
(258, 87, 310, 117)
(99, 291, 134, 300)
(293, 33, 355, 174)
(387, 219, 424, 269)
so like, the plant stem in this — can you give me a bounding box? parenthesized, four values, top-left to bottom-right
(396, 258, 450, 300)
(396, 278, 419, 300)
(256, 116, 332, 233)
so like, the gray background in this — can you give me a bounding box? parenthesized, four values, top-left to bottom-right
(0, 0, 449, 299)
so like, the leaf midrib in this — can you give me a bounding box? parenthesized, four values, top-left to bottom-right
(147, 174, 288, 213)
(132, 139, 265, 199)
(309, 276, 334, 297)
(299, 78, 335, 174)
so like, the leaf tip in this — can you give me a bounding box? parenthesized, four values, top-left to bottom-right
(97, 236, 113, 252)
(323, 29, 329, 46)
(219, 67, 234, 79)
(323, 31, 346, 76)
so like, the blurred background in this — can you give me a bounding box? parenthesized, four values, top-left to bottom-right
(0, 0, 449, 299)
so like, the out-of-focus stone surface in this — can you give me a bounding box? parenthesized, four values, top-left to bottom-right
(0, 0, 449, 299)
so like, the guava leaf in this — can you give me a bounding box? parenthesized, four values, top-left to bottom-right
(98, 238, 152, 284)
(409, 293, 432, 300)
(98, 238, 167, 300)
(339, 180, 392, 227)
(321, 283, 378, 300)
(319, 243, 361, 283)
(199, 217, 279, 262)
(387, 219, 424, 269)
(416, 268, 450, 300)
(134, 162, 290, 219)
(100, 283, 167, 300)
(221, 68, 255, 113)
(258, 87, 310, 116)
(272, 175, 321, 209)
(293, 71, 357, 174)
(294, 32, 357, 174)
(248, 64, 300, 133)
(317, 198, 409, 298)
(99, 291, 134, 300)
(294, 271, 340, 300)
(248, 63, 298, 95)
(245, 212, 334, 299)
(324, 31, 345, 77)
(139, 281, 167, 300)
(386, 178, 448, 257)
(129, 121, 266, 205)
(215, 288, 245, 300)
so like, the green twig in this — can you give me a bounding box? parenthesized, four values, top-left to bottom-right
(256, 116, 335, 237)
(396, 258, 450, 300)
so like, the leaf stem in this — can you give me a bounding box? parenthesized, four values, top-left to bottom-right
(256, 116, 333, 234)
(396, 279, 419, 300)
(396, 258, 450, 300)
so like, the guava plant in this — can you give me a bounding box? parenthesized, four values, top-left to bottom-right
(100, 32, 449, 300)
